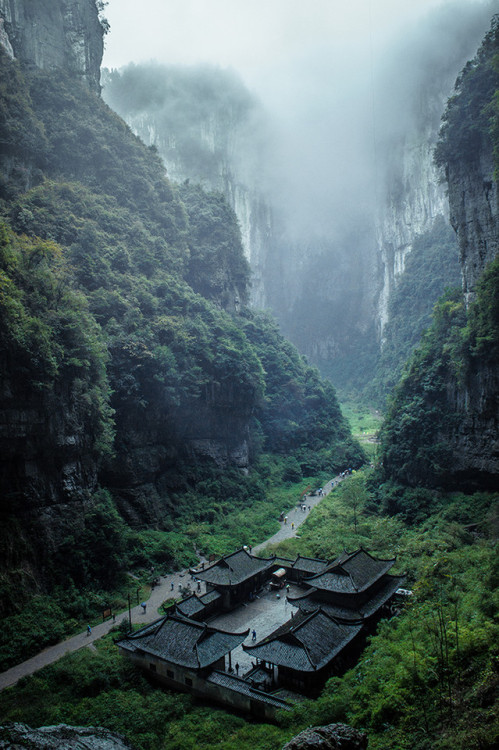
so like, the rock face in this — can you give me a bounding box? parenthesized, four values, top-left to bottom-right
(0, 0, 104, 93)
(282, 723, 368, 750)
(102, 387, 253, 527)
(0, 723, 136, 750)
(442, 146, 499, 487)
(446, 358, 499, 487)
(0, 370, 99, 608)
(376, 134, 449, 338)
(436, 20, 499, 488)
(447, 149, 499, 303)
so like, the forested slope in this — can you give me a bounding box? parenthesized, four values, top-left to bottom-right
(380, 17, 499, 490)
(0, 47, 363, 621)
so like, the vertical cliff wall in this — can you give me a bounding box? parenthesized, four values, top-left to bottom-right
(447, 150, 499, 302)
(102, 65, 275, 307)
(0, 0, 104, 93)
(381, 17, 499, 489)
(438, 19, 499, 484)
(375, 133, 449, 339)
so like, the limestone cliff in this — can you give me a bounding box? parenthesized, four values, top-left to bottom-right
(436, 18, 499, 486)
(375, 132, 449, 338)
(0, 0, 104, 93)
(447, 149, 499, 303)
(102, 65, 274, 307)
(382, 18, 499, 489)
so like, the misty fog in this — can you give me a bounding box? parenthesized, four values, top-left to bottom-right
(102, 0, 498, 392)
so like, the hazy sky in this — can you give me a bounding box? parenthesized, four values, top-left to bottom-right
(102, 0, 492, 95)
(101, 0, 497, 235)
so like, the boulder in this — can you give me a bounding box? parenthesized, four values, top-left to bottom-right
(0, 723, 136, 750)
(283, 723, 368, 750)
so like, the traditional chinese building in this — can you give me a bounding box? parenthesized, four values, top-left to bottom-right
(191, 548, 273, 609)
(117, 612, 247, 680)
(243, 608, 363, 694)
(288, 548, 405, 624)
(175, 589, 222, 621)
(116, 613, 289, 719)
(118, 546, 405, 714)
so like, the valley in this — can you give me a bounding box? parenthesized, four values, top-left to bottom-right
(0, 2, 498, 749)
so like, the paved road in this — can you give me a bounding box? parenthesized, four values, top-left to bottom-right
(0, 475, 343, 691)
(253, 476, 340, 554)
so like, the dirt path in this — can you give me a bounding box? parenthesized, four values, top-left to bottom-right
(0, 475, 343, 692)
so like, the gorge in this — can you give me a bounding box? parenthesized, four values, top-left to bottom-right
(0, 2, 497, 750)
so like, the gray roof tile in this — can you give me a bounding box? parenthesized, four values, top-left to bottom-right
(118, 614, 248, 669)
(243, 610, 361, 672)
(192, 548, 272, 587)
(294, 574, 406, 621)
(307, 548, 395, 593)
(206, 670, 290, 710)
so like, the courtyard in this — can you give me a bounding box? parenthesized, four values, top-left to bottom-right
(209, 582, 302, 676)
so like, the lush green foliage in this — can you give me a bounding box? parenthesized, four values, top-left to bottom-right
(0, 221, 113, 449)
(1, 474, 497, 750)
(369, 217, 461, 405)
(435, 15, 499, 171)
(242, 311, 366, 474)
(380, 254, 499, 488)
(0, 46, 365, 667)
(467, 254, 499, 359)
(178, 182, 250, 304)
(379, 289, 467, 487)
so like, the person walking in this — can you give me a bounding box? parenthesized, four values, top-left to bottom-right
(87, 625, 91, 636)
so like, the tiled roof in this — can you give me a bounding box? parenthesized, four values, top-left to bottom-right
(200, 590, 221, 605)
(306, 548, 396, 594)
(191, 548, 272, 587)
(175, 590, 221, 618)
(271, 556, 295, 567)
(255, 554, 328, 575)
(206, 671, 290, 710)
(291, 555, 329, 575)
(243, 610, 362, 672)
(294, 574, 406, 622)
(175, 594, 206, 618)
(118, 614, 248, 669)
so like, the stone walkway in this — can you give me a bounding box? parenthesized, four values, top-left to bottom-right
(0, 475, 343, 692)
(210, 583, 302, 675)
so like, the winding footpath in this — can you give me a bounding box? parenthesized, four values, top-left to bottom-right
(0, 475, 342, 692)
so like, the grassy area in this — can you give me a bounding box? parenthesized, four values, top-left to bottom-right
(339, 400, 383, 459)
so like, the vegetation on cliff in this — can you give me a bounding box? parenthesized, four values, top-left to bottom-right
(380, 14, 499, 490)
(369, 217, 461, 405)
(435, 13, 499, 171)
(0, 45, 363, 655)
(379, 255, 498, 488)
